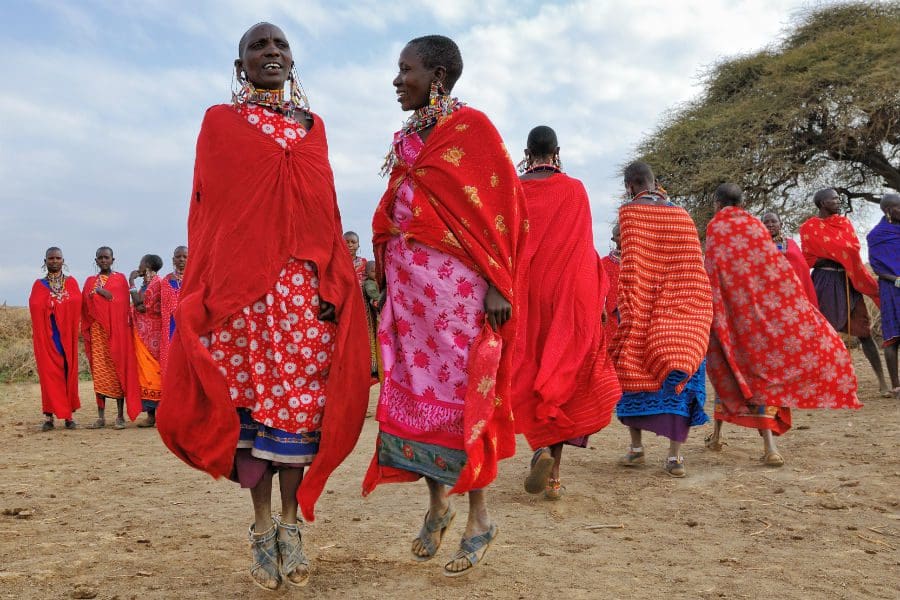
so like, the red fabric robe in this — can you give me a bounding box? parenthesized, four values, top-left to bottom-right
(364, 106, 526, 495)
(157, 105, 369, 522)
(29, 276, 82, 419)
(512, 174, 620, 449)
(155, 273, 181, 376)
(799, 215, 879, 303)
(612, 202, 712, 392)
(81, 272, 142, 420)
(600, 253, 620, 348)
(706, 207, 860, 422)
(782, 239, 818, 306)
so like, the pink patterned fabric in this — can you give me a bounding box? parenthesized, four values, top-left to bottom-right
(135, 275, 162, 361)
(375, 133, 488, 450)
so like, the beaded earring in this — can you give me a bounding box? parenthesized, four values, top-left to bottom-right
(289, 65, 310, 112)
(429, 79, 446, 106)
(516, 156, 530, 174)
(553, 153, 563, 171)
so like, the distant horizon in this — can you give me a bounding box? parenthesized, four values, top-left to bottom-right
(2, 0, 868, 305)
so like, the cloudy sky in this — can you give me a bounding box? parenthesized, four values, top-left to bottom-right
(0, 0, 850, 304)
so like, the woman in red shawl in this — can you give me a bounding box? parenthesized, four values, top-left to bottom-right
(149, 245, 187, 378)
(156, 23, 368, 591)
(600, 224, 621, 350)
(29, 247, 81, 431)
(513, 126, 620, 501)
(344, 230, 377, 376)
(762, 212, 817, 305)
(129, 254, 164, 428)
(363, 35, 525, 577)
(81, 246, 141, 430)
(705, 185, 860, 465)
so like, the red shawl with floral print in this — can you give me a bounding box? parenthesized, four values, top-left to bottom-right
(706, 207, 860, 411)
(365, 106, 526, 495)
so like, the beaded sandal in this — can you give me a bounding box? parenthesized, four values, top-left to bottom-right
(275, 517, 310, 587)
(544, 478, 563, 501)
(248, 522, 281, 591)
(524, 448, 554, 494)
(665, 456, 686, 478)
(411, 506, 456, 562)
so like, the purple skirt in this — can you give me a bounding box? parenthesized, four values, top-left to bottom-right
(619, 414, 691, 443)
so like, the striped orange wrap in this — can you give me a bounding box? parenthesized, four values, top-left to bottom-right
(611, 203, 713, 392)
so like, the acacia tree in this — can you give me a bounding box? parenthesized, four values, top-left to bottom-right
(635, 2, 900, 231)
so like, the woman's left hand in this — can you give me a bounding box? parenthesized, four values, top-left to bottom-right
(318, 300, 336, 322)
(484, 284, 512, 331)
(96, 289, 113, 301)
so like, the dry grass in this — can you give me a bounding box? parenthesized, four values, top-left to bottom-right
(0, 305, 90, 383)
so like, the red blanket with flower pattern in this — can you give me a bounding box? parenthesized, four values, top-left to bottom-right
(705, 207, 860, 411)
(365, 106, 526, 495)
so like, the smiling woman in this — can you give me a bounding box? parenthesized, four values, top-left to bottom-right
(156, 22, 369, 592)
(364, 34, 527, 578)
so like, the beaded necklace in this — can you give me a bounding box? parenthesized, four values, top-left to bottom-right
(46, 272, 67, 299)
(523, 163, 562, 175)
(93, 272, 112, 291)
(380, 93, 464, 176)
(233, 86, 308, 122)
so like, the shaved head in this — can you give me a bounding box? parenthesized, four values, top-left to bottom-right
(714, 183, 743, 207)
(623, 161, 654, 188)
(813, 188, 836, 208)
(881, 193, 900, 211)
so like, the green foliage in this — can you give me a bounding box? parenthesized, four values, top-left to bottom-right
(635, 1, 900, 234)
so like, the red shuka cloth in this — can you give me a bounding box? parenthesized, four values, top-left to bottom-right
(364, 106, 526, 495)
(612, 203, 712, 391)
(29, 276, 82, 419)
(81, 272, 142, 420)
(600, 253, 620, 346)
(512, 174, 620, 449)
(157, 105, 369, 522)
(706, 207, 860, 414)
(782, 239, 818, 305)
(799, 215, 879, 303)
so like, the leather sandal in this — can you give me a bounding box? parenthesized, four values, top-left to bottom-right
(443, 524, 498, 577)
(411, 506, 456, 562)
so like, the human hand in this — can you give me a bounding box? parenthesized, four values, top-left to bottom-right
(96, 289, 113, 301)
(318, 300, 336, 322)
(483, 285, 511, 331)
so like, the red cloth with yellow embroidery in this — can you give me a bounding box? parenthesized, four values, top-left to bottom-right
(512, 174, 621, 449)
(81, 273, 142, 420)
(706, 207, 861, 426)
(612, 202, 712, 392)
(799, 215, 879, 303)
(157, 105, 369, 522)
(364, 106, 526, 495)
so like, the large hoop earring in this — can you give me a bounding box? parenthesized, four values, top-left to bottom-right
(553, 154, 563, 171)
(516, 156, 529, 174)
(289, 65, 310, 112)
(232, 70, 253, 107)
(428, 80, 446, 107)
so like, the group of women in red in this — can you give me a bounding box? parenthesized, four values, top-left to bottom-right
(29, 246, 187, 431)
(29, 22, 871, 591)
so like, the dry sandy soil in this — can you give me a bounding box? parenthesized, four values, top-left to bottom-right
(1, 351, 898, 600)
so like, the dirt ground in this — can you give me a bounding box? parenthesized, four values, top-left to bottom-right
(1, 351, 898, 600)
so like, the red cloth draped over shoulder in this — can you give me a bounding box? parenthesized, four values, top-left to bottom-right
(81, 273, 141, 420)
(511, 174, 620, 449)
(783, 239, 818, 305)
(365, 106, 526, 495)
(799, 215, 879, 303)
(611, 203, 712, 392)
(29, 277, 82, 419)
(157, 105, 369, 522)
(705, 207, 860, 411)
(600, 254, 620, 345)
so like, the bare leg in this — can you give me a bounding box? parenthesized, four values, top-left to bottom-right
(250, 468, 275, 531)
(444, 489, 493, 574)
(549, 443, 563, 480)
(411, 478, 451, 558)
(706, 419, 725, 450)
(629, 427, 642, 449)
(278, 468, 303, 524)
(859, 336, 889, 393)
(885, 343, 899, 391)
(667, 440, 683, 459)
(89, 396, 106, 428)
(760, 429, 784, 466)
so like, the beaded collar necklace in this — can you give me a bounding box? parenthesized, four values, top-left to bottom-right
(233, 87, 307, 121)
(46, 271, 66, 297)
(523, 163, 562, 175)
(380, 93, 464, 176)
